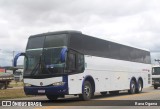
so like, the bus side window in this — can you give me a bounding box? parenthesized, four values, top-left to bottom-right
(77, 53, 84, 73)
(68, 53, 76, 71)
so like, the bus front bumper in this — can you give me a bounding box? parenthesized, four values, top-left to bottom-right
(24, 85, 68, 95)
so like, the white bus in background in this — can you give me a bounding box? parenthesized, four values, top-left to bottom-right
(14, 31, 152, 100)
(152, 65, 160, 89)
(14, 68, 23, 82)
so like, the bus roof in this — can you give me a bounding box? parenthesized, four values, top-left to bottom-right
(29, 30, 81, 38)
(29, 30, 149, 52)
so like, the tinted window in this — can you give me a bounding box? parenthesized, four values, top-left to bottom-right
(152, 67, 160, 75)
(69, 33, 151, 64)
(44, 48, 62, 65)
(27, 36, 45, 49)
(68, 53, 76, 70)
(44, 34, 68, 48)
(77, 53, 84, 73)
(24, 50, 42, 75)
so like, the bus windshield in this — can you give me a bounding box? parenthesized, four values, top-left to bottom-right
(24, 34, 68, 77)
(24, 49, 43, 75)
(152, 67, 160, 75)
(44, 47, 64, 65)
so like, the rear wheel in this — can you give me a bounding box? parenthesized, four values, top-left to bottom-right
(46, 95, 58, 101)
(128, 80, 136, 94)
(136, 80, 143, 93)
(154, 85, 158, 89)
(79, 81, 93, 100)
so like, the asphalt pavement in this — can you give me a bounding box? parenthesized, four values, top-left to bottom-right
(1, 86, 160, 109)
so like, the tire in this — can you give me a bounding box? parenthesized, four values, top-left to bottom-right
(136, 80, 143, 93)
(46, 95, 58, 101)
(128, 80, 136, 94)
(100, 92, 107, 96)
(79, 81, 93, 100)
(109, 91, 119, 95)
(154, 85, 158, 89)
(0, 83, 6, 90)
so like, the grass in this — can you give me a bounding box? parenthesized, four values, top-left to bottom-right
(0, 80, 32, 99)
(8, 81, 24, 87)
(0, 88, 31, 99)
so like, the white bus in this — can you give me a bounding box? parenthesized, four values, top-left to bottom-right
(152, 65, 160, 89)
(14, 31, 152, 100)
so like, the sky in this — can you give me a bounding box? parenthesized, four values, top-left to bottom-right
(0, 0, 160, 66)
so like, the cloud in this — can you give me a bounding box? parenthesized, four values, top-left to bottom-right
(0, 0, 160, 65)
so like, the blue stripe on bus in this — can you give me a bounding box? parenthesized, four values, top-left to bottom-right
(24, 85, 68, 95)
(13, 52, 26, 67)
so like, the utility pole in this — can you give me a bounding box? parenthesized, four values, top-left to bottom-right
(13, 51, 15, 59)
(155, 59, 160, 64)
(0, 49, 1, 67)
(12, 51, 15, 66)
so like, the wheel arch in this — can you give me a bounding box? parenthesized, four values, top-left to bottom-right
(82, 75, 95, 94)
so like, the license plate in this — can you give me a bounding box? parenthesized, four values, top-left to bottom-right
(38, 90, 45, 93)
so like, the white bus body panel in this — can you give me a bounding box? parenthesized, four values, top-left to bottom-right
(68, 55, 151, 94)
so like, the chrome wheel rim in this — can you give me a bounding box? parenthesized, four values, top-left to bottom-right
(84, 85, 90, 97)
(139, 82, 142, 91)
(131, 83, 135, 93)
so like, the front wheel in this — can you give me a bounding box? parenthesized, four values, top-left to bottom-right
(79, 81, 93, 100)
(46, 95, 58, 101)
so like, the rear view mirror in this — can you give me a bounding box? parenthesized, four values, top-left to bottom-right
(13, 52, 28, 68)
(60, 48, 67, 63)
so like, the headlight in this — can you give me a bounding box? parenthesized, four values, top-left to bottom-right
(52, 82, 65, 86)
(24, 83, 32, 86)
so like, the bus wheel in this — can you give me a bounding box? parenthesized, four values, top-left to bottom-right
(46, 95, 58, 101)
(136, 80, 143, 93)
(79, 81, 92, 100)
(154, 85, 158, 89)
(128, 80, 136, 94)
(100, 92, 107, 96)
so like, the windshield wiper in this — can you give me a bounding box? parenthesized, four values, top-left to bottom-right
(30, 59, 40, 76)
(30, 55, 43, 76)
(30, 55, 52, 76)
